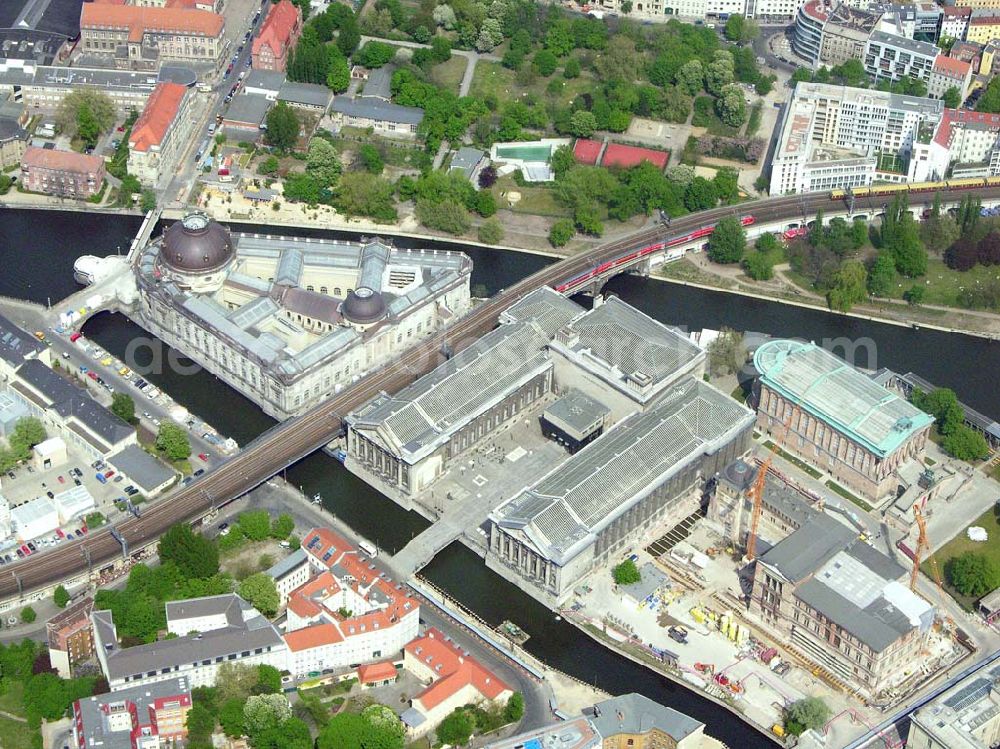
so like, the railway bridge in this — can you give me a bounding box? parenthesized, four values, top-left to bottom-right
(5, 185, 1000, 608)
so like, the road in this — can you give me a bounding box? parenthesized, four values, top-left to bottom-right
(6, 186, 1000, 604)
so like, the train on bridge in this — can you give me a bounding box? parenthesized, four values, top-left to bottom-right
(554, 215, 756, 294)
(831, 176, 1000, 202)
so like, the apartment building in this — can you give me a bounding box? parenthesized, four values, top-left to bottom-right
(753, 339, 933, 503)
(93, 594, 288, 691)
(79, 3, 225, 71)
(940, 7, 971, 41)
(251, 0, 302, 72)
(127, 82, 195, 187)
(71, 678, 192, 749)
(20, 147, 104, 199)
(927, 54, 972, 99)
(864, 30, 938, 84)
(751, 513, 933, 697)
(821, 4, 882, 67)
(768, 82, 945, 194)
(283, 528, 420, 676)
(47, 597, 95, 679)
(930, 108, 1000, 177)
(967, 9, 1000, 44)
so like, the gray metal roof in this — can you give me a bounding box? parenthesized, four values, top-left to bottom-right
(362, 66, 393, 100)
(494, 378, 755, 564)
(278, 81, 332, 109)
(450, 146, 485, 177)
(588, 693, 702, 742)
(358, 240, 390, 291)
(224, 93, 272, 126)
(499, 287, 584, 335)
(17, 360, 133, 447)
(265, 548, 307, 581)
(0, 313, 45, 366)
(107, 445, 175, 494)
(165, 593, 247, 625)
(331, 95, 424, 125)
(74, 677, 191, 749)
(244, 69, 285, 92)
(349, 321, 553, 461)
(758, 514, 856, 583)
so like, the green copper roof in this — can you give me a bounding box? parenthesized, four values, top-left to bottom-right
(754, 339, 934, 458)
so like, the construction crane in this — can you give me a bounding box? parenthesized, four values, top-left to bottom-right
(747, 406, 795, 562)
(911, 505, 944, 594)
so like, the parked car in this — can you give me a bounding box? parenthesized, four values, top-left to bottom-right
(668, 626, 688, 644)
(198, 453, 209, 462)
(45, 491, 54, 499)
(193, 469, 205, 477)
(57, 475, 65, 484)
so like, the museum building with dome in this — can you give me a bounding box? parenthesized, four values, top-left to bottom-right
(136, 214, 472, 419)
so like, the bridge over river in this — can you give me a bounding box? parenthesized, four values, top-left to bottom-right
(5, 186, 1000, 606)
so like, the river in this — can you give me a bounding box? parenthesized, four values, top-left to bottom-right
(12, 208, 997, 747)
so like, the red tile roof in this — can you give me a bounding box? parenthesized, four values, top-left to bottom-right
(80, 3, 224, 38)
(573, 138, 602, 165)
(405, 628, 511, 711)
(285, 622, 344, 651)
(253, 0, 300, 57)
(21, 147, 104, 174)
(933, 54, 971, 79)
(942, 7, 971, 18)
(357, 661, 398, 684)
(933, 107, 1000, 148)
(602, 143, 669, 170)
(130, 83, 188, 152)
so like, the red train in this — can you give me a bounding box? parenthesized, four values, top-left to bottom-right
(554, 215, 755, 294)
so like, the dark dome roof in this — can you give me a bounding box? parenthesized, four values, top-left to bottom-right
(161, 214, 234, 274)
(341, 287, 386, 324)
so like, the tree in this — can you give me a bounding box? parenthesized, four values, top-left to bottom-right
(216, 663, 262, 704)
(334, 172, 397, 222)
(912, 388, 964, 435)
(612, 559, 641, 585)
(683, 177, 718, 211)
(533, 49, 558, 76)
(416, 198, 470, 234)
(139, 189, 157, 212)
(947, 551, 1000, 597)
(238, 510, 271, 541)
(21, 606, 36, 624)
(244, 693, 292, 736)
(431, 36, 452, 63)
(13, 417, 46, 450)
(563, 57, 581, 79)
(186, 702, 216, 740)
(704, 57, 735, 96)
(675, 59, 704, 95)
(477, 18, 504, 52)
(219, 697, 247, 737)
(549, 219, 574, 247)
(827, 260, 868, 312)
(716, 85, 747, 128)
(474, 190, 496, 217)
(867, 253, 896, 297)
(111, 393, 136, 424)
(433, 4, 456, 28)
(76, 105, 101, 148)
(505, 692, 525, 723)
(437, 709, 474, 746)
(904, 284, 925, 305)
(354, 41, 395, 68)
(239, 573, 279, 617)
(942, 425, 991, 462)
(785, 697, 830, 736)
(257, 664, 282, 694)
(259, 156, 280, 175)
(743, 251, 774, 280)
(478, 165, 497, 189)
(57, 90, 115, 139)
(265, 102, 299, 152)
(156, 422, 191, 461)
(361, 704, 405, 746)
(327, 51, 350, 93)
(707, 216, 746, 264)
(306, 137, 342, 188)
(943, 86, 962, 109)
(337, 17, 361, 56)
(53, 585, 70, 609)
(358, 144, 384, 174)
(270, 513, 294, 539)
(978, 76, 1000, 113)
(478, 217, 504, 245)
(892, 214, 928, 277)
(568, 110, 598, 138)
(159, 523, 219, 579)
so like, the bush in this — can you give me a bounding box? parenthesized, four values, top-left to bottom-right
(478, 218, 504, 245)
(947, 551, 1000, 597)
(21, 606, 36, 624)
(54, 585, 70, 609)
(612, 559, 641, 585)
(784, 697, 830, 736)
(549, 219, 575, 247)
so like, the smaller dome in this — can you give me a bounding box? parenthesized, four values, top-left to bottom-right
(161, 213, 235, 274)
(341, 287, 386, 324)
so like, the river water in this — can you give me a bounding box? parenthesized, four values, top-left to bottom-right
(14, 208, 996, 747)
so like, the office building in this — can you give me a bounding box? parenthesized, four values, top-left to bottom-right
(128, 82, 195, 187)
(79, 3, 225, 71)
(329, 96, 423, 138)
(71, 678, 192, 749)
(752, 514, 933, 696)
(753, 339, 934, 503)
(135, 214, 471, 419)
(488, 377, 754, 604)
(252, 0, 302, 72)
(283, 528, 420, 676)
(768, 82, 945, 194)
(401, 628, 512, 736)
(48, 597, 95, 679)
(20, 147, 105, 199)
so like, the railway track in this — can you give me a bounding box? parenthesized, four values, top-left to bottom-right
(8, 186, 1000, 603)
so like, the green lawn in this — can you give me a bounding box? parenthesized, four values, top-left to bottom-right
(0, 681, 24, 715)
(0, 715, 32, 749)
(496, 176, 571, 218)
(692, 96, 741, 137)
(469, 61, 596, 109)
(430, 56, 467, 93)
(884, 258, 1000, 308)
(824, 480, 873, 512)
(924, 505, 1000, 610)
